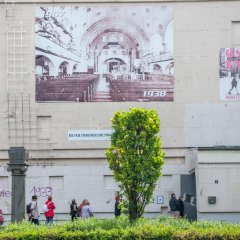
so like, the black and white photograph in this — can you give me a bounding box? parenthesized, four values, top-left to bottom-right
(35, 6, 174, 102)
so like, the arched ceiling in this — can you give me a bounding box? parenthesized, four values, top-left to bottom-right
(36, 6, 173, 57)
(80, 17, 149, 54)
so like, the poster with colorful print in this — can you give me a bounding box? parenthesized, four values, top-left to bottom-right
(220, 48, 240, 100)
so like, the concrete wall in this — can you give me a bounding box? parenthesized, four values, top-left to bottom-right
(196, 150, 240, 221)
(0, 156, 185, 221)
(185, 104, 240, 147)
(0, 0, 240, 221)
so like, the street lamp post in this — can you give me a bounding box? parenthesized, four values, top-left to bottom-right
(7, 147, 29, 222)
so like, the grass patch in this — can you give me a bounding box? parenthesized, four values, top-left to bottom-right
(0, 217, 240, 239)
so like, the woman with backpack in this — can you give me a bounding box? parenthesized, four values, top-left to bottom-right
(70, 199, 78, 221)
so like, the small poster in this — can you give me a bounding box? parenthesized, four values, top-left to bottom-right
(220, 48, 240, 100)
(68, 129, 113, 141)
(157, 195, 164, 204)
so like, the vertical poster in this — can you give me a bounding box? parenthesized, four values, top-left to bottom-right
(220, 48, 240, 100)
(35, 6, 174, 102)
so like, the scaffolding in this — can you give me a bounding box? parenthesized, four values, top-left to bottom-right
(4, 0, 15, 19)
(6, 21, 53, 166)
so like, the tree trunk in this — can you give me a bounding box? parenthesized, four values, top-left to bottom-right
(129, 196, 139, 222)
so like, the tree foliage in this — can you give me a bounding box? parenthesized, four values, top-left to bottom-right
(106, 107, 165, 221)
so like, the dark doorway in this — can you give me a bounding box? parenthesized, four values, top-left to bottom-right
(59, 62, 68, 76)
(180, 174, 197, 221)
(109, 62, 118, 73)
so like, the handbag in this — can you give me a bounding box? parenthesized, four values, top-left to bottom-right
(43, 203, 50, 213)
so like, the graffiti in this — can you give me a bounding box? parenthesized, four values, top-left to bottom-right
(30, 187, 53, 198)
(0, 190, 11, 198)
(0, 187, 53, 198)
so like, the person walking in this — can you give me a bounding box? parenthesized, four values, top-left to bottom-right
(169, 193, 180, 217)
(228, 75, 239, 95)
(44, 195, 55, 224)
(178, 194, 184, 218)
(114, 195, 121, 217)
(70, 199, 78, 221)
(81, 199, 94, 219)
(0, 209, 4, 226)
(29, 195, 40, 225)
(77, 200, 86, 218)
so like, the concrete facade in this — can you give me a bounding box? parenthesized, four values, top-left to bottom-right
(0, 0, 239, 222)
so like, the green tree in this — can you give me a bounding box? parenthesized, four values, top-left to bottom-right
(106, 107, 165, 221)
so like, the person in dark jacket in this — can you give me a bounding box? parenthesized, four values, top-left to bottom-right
(169, 193, 180, 217)
(178, 194, 184, 218)
(70, 199, 78, 221)
(114, 195, 121, 217)
(228, 75, 239, 95)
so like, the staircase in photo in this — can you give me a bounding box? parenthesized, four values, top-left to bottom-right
(92, 76, 112, 102)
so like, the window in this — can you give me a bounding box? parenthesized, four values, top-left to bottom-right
(232, 21, 240, 47)
(103, 175, 117, 189)
(49, 176, 64, 190)
(37, 116, 52, 140)
(0, 177, 9, 190)
(157, 175, 173, 189)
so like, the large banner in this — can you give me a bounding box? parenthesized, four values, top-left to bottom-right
(220, 48, 240, 100)
(35, 6, 174, 102)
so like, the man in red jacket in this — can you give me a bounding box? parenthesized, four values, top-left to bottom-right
(44, 195, 56, 224)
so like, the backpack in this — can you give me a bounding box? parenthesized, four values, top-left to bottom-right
(26, 203, 32, 214)
(73, 203, 77, 212)
(42, 204, 49, 213)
